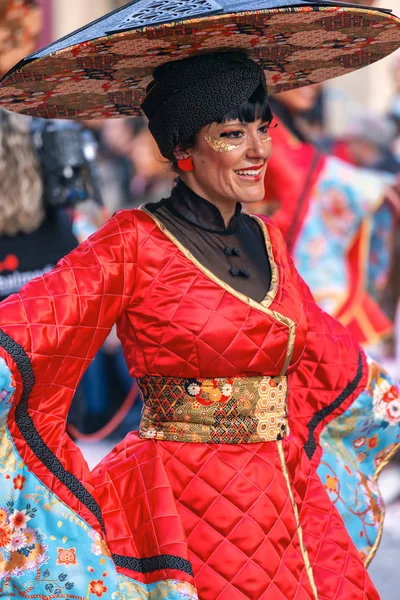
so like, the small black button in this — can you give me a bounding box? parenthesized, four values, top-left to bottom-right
(239, 269, 251, 278)
(224, 247, 233, 256)
(232, 248, 241, 257)
(230, 267, 240, 276)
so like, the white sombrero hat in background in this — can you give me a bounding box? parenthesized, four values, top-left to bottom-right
(0, 0, 399, 119)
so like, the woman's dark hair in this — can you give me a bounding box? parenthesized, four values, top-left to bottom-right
(219, 84, 273, 126)
(173, 84, 272, 169)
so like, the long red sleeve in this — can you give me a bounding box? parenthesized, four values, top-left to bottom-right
(0, 210, 137, 532)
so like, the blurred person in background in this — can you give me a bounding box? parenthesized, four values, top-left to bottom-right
(99, 116, 174, 210)
(128, 117, 175, 205)
(387, 49, 400, 338)
(264, 86, 399, 354)
(0, 0, 78, 304)
(0, 110, 78, 302)
(332, 112, 400, 174)
(330, 112, 400, 351)
(83, 118, 134, 214)
(389, 50, 400, 161)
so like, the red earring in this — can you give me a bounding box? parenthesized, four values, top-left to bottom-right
(177, 157, 194, 172)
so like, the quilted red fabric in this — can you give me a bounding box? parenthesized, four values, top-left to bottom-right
(93, 432, 377, 599)
(0, 209, 377, 598)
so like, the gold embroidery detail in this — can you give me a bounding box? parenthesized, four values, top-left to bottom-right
(374, 441, 400, 480)
(367, 360, 383, 394)
(139, 375, 289, 444)
(0, 425, 17, 474)
(204, 134, 237, 153)
(142, 208, 296, 376)
(364, 504, 385, 569)
(277, 441, 319, 600)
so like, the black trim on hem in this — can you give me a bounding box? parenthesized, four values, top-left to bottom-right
(304, 350, 364, 460)
(113, 553, 194, 576)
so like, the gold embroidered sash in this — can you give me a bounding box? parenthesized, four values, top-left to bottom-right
(138, 375, 289, 444)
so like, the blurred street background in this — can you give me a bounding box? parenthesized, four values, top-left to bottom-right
(1, 1, 400, 597)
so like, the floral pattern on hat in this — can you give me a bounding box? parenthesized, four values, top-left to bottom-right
(0, 5, 399, 119)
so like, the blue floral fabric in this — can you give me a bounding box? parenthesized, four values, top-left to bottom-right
(0, 358, 197, 599)
(318, 361, 400, 564)
(293, 157, 392, 318)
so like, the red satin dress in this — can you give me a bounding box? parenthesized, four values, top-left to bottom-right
(0, 207, 379, 599)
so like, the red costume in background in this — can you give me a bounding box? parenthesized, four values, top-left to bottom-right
(264, 119, 394, 346)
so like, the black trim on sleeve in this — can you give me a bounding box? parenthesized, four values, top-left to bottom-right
(0, 328, 195, 578)
(0, 328, 105, 532)
(304, 351, 364, 460)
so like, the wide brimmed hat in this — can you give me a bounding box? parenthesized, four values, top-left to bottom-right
(0, 0, 399, 119)
(0, 0, 41, 77)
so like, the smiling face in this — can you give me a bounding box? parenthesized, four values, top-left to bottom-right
(174, 118, 272, 217)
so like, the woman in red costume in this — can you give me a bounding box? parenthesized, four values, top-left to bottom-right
(0, 1, 400, 599)
(263, 86, 398, 348)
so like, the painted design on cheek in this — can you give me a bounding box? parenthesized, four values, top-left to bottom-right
(263, 135, 272, 143)
(204, 134, 237, 153)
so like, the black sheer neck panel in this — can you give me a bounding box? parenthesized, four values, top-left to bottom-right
(146, 180, 271, 303)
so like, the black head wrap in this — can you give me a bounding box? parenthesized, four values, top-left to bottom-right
(141, 52, 267, 160)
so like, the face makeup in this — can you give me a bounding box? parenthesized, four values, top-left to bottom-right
(204, 134, 237, 153)
(204, 132, 271, 153)
(180, 118, 273, 214)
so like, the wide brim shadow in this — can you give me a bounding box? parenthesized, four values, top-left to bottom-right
(0, 2, 399, 119)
